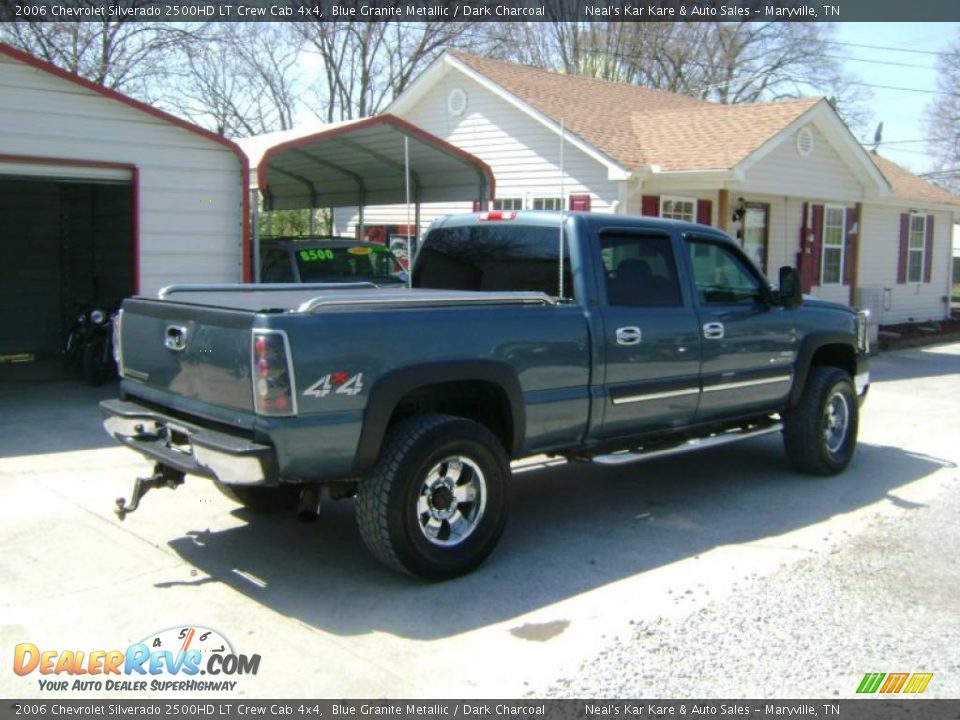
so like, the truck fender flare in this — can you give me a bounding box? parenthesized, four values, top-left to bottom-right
(351, 360, 525, 475)
(789, 331, 856, 408)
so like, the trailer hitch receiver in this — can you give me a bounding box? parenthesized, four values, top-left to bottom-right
(115, 463, 185, 520)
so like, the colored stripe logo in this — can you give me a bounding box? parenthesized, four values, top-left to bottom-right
(857, 672, 933, 694)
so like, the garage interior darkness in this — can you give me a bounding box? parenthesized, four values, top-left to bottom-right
(0, 176, 132, 374)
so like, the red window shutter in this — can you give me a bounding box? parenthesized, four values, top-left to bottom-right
(696, 199, 712, 226)
(843, 207, 857, 285)
(798, 202, 813, 294)
(810, 204, 824, 286)
(569, 194, 591, 212)
(897, 213, 910, 284)
(924, 214, 935, 283)
(641, 195, 660, 217)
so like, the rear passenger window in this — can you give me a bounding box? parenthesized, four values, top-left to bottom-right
(600, 233, 682, 307)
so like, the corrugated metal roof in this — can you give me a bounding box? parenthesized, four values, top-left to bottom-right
(236, 114, 494, 210)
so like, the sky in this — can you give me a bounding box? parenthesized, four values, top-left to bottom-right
(830, 22, 960, 175)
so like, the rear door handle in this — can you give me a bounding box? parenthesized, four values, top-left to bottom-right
(702, 322, 725, 340)
(616, 326, 642, 345)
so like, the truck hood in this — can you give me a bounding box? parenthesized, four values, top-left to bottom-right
(801, 296, 856, 315)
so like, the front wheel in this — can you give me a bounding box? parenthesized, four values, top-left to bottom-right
(356, 414, 509, 580)
(783, 366, 858, 475)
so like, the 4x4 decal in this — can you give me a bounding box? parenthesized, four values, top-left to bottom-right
(302, 372, 364, 399)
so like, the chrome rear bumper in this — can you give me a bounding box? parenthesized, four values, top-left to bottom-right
(101, 399, 276, 486)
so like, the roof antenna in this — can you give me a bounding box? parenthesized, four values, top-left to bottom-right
(404, 135, 412, 288)
(871, 121, 884, 154)
(558, 118, 565, 300)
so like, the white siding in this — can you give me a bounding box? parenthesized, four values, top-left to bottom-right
(743, 125, 865, 203)
(857, 205, 953, 324)
(735, 192, 953, 321)
(0, 54, 244, 294)
(733, 126, 946, 314)
(334, 67, 622, 234)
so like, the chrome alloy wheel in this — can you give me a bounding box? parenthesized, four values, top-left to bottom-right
(823, 391, 850, 454)
(416, 456, 487, 547)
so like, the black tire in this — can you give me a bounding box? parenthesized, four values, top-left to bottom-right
(81, 342, 106, 386)
(356, 413, 509, 581)
(215, 482, 300, 513)
(783, 366, 858, 476)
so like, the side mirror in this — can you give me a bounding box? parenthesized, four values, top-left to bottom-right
(778, 266, 803, 309)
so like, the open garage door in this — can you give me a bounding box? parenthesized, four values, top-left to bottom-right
(0, 175, 133, 362)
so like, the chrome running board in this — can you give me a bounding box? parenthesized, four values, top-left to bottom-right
(589, 421, 783, 466)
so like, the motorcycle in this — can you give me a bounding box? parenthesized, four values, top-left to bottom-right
(63, 305, 116, 386)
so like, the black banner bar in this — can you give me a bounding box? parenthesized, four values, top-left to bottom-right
(3, 700, 960, 720)
(3, 0, 960, 22)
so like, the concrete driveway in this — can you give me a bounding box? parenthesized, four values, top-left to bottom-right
(1, 344, 958, 698)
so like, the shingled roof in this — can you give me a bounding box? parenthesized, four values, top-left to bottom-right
(449, 51, 820, 172)
(869, 153, 960, 207)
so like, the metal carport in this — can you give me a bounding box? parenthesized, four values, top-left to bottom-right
(237, 114, 495, 279)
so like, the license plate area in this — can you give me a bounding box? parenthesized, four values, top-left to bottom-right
(164, 422, 194, 455)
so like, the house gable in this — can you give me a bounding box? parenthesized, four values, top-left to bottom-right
(393, 59, 622, 212)
(390, 53, 633, 181)
(739, 123, 864, 202)
(735, 102, 889, 203)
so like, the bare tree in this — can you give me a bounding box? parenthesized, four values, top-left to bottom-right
(296, 18, 497, 122)
(922, 31, 960, 192)
(0, 11, 192, 99)
(163, 24, 305, 136)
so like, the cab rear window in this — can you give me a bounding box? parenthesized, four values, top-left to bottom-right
(414, 225, 572, 297)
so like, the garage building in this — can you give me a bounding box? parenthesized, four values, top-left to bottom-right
(0, 43, 248, 362)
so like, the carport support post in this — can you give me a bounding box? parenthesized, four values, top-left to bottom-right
(251, 188, 261, 283)
(415, 196, 421, 256)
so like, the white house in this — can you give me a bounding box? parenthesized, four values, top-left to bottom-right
(0, 43, 247, 359)
(336, 51, 960, 327)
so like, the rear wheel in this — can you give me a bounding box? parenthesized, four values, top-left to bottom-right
(215, 482, 300, 513)
(783, 366, 858, 475)
(356, 414, 509, 580)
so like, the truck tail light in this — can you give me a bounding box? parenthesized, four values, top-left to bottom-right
(251, 330, 297, 416)
(112, 310, 124, 376)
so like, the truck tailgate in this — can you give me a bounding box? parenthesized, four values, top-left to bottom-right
(119, 298, 255, 414)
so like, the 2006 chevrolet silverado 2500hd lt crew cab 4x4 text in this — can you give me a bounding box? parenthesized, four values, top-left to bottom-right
(102, 211, 870, 579)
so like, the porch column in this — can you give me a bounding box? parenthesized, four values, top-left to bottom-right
(849, 202, 862, 306)
(718, 190, 729, 232)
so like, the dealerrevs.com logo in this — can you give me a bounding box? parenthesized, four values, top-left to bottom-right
(13, 626, 260, 692)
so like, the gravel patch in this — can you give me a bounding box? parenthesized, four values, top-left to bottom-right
(544, 479, 960, 699)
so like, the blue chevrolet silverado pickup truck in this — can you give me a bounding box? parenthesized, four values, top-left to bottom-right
(102, 211, 869, 579)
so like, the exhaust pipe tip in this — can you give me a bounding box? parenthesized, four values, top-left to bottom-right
(297, 486, 321, 523)
(297, 507, 321, 524)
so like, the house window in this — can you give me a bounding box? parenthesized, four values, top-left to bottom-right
(907, 214, 926, 283)
(821, 205, 846, 285)
(492, 198, 523, 211)
(532, 197, 563, 211)
(660, 196, 695, 222)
